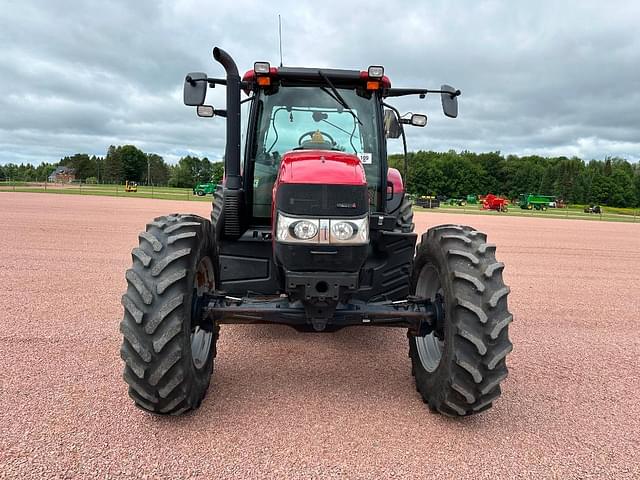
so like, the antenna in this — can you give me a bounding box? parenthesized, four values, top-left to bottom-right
(278, 14, 283, 67)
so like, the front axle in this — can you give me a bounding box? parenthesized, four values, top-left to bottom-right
(202, 294, 444, 335)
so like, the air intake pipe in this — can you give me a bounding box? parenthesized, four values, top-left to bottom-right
(213, 47, 242, 190)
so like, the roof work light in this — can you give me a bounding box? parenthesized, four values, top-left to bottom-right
(367, 65, 384, 79)
(254, 62, 271, 74)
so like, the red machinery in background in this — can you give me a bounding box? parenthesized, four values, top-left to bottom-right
(481, 194, 509, 212)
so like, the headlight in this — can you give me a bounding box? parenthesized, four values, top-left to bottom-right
(292, 220, 318, 240)
(276, 213, 368, 245)
(332, 221, 354, 240)
(330, 217, 368, 244)
(277, 214, 319, 243)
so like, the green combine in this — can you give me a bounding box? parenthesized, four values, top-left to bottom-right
(519, 193, 555, 210)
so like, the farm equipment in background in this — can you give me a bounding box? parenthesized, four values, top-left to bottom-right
(466, 194, 478, 204)
(446, 197, 467, 206)
(124, 181, 138, 193)
(193, 182, 217, 196)
(118, 47, 512, 418)
(519, 193, 555, 210)
(584, 204, 602, 214)
(415, 195, 440, 208)
(482, 194, 509, 212)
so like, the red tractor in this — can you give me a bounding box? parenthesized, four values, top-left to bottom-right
(119, 47, 512, 417)
(482, 194, 509, 212)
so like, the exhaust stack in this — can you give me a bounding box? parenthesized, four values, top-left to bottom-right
(212, 47, 243, 237)
(213, 47, 242, 190)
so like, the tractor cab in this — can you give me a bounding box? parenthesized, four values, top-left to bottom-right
(185, 57, 459, 230)
(243, 69, 388, 218)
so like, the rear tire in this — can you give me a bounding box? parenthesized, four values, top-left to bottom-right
(211, 185, 224, 241)
(396, 194, 415, 232)
(120, 214, 218, 415)
(408, 224, 513, 416)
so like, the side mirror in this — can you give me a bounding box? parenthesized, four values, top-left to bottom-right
(197, 105, 215, 117)
(383, 109, 402, 139)
(441, 84, 460, 118)
(410, 114, 427, 127)
(184, 72, 208, 106)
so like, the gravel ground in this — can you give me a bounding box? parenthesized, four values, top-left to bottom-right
(1, 192, 639, 479)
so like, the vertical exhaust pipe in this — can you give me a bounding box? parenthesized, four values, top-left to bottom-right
(213, 47, 242, 190)
(212, 47, 243, 237)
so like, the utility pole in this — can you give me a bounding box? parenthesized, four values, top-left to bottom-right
(147, 157, 151, 186)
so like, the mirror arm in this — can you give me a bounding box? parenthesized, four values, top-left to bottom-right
(207, 77, 227, 87)
(186, 75, 249, 92)
(384, 88, 461, 98)
(186, 75, 207, 85)
(432, 88, 461, 98)
(185, 75, 200, 86)
(184, 75, 228, 87)
(384, 88, 427, 98)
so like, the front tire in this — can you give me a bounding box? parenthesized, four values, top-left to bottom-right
(409, 224, 513, 416)
(120, 214, 218, 415)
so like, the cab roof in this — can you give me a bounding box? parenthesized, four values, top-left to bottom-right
(242, 66, 391, 88)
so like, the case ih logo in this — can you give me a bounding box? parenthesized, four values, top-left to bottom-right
(336, 202, 357, 209)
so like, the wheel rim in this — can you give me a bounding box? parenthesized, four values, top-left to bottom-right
(190, 256, 215, 370)
(415, 264, 444, 372)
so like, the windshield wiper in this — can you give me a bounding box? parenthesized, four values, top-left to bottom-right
(320, 118, 354, 137)
(318, 71, 363, 126)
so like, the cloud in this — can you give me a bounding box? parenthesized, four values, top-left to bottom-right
(1, 0, 639, 165)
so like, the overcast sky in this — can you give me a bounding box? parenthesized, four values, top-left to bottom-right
(1, 0, 639, 165)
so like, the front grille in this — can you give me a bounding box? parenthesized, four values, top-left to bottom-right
(276, 184, 368, 217)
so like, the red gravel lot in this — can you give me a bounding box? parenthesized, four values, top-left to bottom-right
(1, 192, 639, 479)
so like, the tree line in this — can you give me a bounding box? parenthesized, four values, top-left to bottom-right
(0, 145, 224, 189)
(2, 147, 639, 207)
(389, 151, 640, 208)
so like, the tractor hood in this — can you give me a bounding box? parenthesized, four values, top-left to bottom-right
(272, 149, 370, 219)
(272, 149, 370, 276)
(277, 150, 367, 186)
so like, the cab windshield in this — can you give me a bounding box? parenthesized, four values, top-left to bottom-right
(248, 86, 382, 217)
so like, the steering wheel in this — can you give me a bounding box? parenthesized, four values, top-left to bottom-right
(297, 130, 336, 148)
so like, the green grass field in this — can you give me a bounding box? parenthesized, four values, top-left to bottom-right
(0, 181, 212, 202)
(419, 203, 640, 223)
(2, 181, 638, 222)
